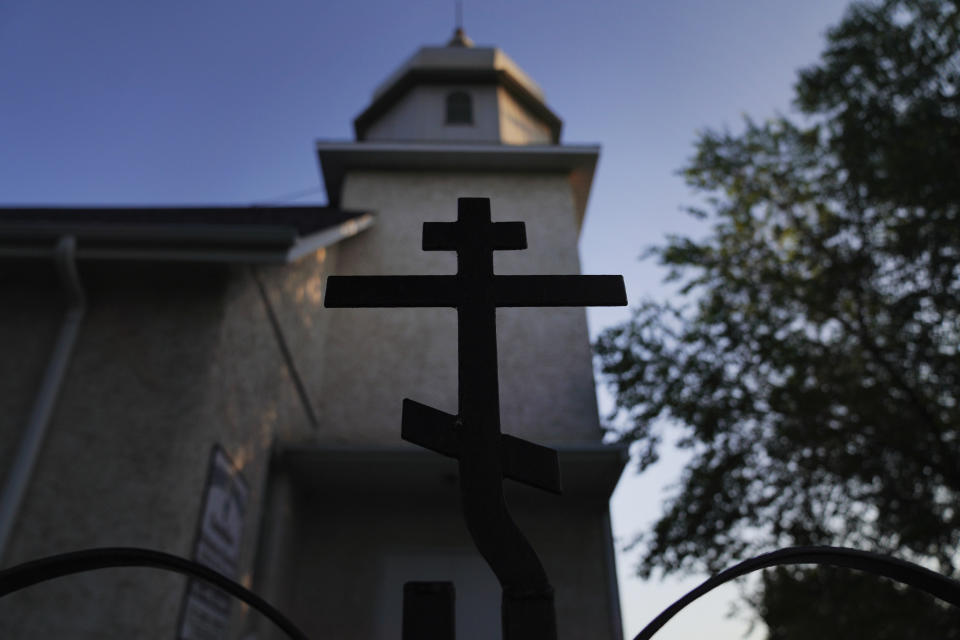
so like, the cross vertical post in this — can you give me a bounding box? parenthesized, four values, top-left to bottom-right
(324, 197, 626, 640)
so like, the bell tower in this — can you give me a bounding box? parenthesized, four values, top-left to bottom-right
(353, 29, 562, 146)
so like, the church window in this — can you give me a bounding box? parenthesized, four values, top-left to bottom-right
(445, 91, 473, 124)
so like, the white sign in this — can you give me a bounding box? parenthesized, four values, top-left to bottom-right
(177, 446, 249, 640)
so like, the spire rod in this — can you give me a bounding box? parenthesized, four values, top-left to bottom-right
(447, 2, 473, 48)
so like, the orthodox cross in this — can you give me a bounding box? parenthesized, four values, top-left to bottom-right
(324, 198, 626, 640)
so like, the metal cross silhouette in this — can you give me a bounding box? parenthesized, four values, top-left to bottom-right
(324, 198, 626, 640)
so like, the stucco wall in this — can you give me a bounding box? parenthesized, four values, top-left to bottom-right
(0, 262, 311, 638)
(254, 244, 340, 443)
(316, 171, 602, 446)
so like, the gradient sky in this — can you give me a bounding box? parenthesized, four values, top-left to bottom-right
(0, 1, 854, 638)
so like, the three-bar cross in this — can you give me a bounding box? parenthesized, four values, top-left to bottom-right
(324, 198, 626, 640)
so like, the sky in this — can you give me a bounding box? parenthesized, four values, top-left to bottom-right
(0, 1, 854, 638)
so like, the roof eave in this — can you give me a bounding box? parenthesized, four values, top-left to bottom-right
(315, 142, 599, 233)
(0, 209, 375, 264)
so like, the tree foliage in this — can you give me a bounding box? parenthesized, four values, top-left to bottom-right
(596, 0, 960, 600)
(756, 566, 960, 639)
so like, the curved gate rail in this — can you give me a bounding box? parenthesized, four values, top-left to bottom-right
(0, 547, 309, 640)
(1, 544, 959, 639)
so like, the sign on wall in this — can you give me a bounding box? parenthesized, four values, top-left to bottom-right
(177, 446, 249, 640)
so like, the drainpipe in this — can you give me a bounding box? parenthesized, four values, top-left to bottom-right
(0, 236, 86, 564)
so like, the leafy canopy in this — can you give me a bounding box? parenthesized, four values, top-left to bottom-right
(596, 0, 960, 581)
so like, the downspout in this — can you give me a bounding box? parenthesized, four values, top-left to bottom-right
(0, 236, 85, 564)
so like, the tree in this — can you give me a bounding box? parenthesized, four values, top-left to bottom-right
(595, 0, 960, 633)
(756, 567, 960, 639)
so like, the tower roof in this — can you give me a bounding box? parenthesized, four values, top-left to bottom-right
(353, 32, 562, 144)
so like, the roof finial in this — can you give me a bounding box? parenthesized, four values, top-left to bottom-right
(447, 1, 474, 48)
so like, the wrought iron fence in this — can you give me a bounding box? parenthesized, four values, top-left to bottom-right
(1, 543, 959, 639)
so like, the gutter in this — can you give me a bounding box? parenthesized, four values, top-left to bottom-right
(0, 236, 86, 564)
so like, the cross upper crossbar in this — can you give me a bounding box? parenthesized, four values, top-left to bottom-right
(423, 220, 527, 252)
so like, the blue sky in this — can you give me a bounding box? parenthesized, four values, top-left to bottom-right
(0, 1, 854, 637)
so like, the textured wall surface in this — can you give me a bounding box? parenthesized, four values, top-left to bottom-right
(316, 170, 602, 446)
(0, 262, 309, 638)
(254, 244, 339, 442)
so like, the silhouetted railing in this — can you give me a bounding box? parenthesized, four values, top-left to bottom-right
(0, 547, 309, 640)
(1, 544, 959, 639)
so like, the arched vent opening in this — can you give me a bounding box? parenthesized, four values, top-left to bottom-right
(445, 91, 473, 125)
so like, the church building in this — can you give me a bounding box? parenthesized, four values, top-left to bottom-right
(0, 30, 626, 640)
